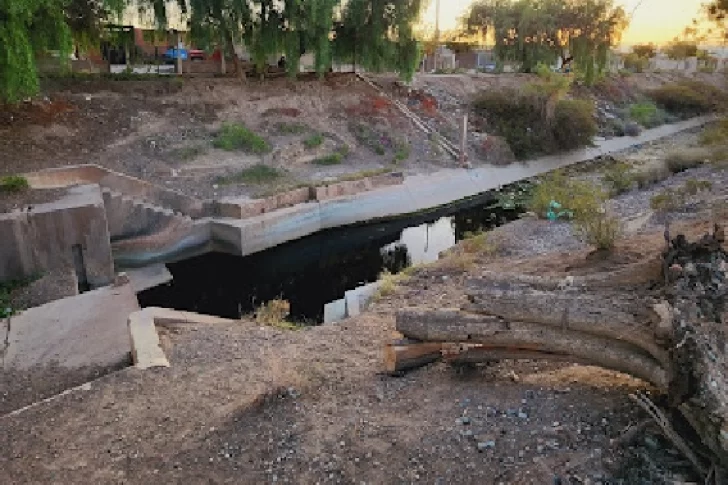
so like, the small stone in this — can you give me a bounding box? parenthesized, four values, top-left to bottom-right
(457, 416, 471, 425)
(477, 440, 496, 451)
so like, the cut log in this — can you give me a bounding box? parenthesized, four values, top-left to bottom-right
(464, 285, 668, 365)
(384, 339, 443, 374)
(396, 309, 669, 388)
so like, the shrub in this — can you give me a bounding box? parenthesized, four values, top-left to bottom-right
(623, 53, 649, 73)
(574, 210, 622, 251)
(650, 189, 686, 213)
(700, 119, 728, 146)
(304, 133, 324, 149)
(217, 164, 281, 185)
(665, 148, 710, 173)
(602, 162, 634, 195)
(650, 179, 712, 213)
(528, 171, 607, 219)
(375, 270, 409, 299)
(213, 123, 270, 153)
(684, 178, 712, 195)
(350, 122, 391, 156)
(603, 117, 627, 137)
(629, 101, 663, 127)
(633, 165, 670, 189)
(173, 144, 206, 162)
(255, 299, 299, 330)
(311, 153, 343, 165)
(473, 89, 596, 159)
(553, 99, 598, 150)
(393, 139, 411, 163)
(460, 231, 499, 255)
(624, 121, 642, 137)
(276, 122, 307, 135)
(648, 81, 728, 117)
(0, 175, 30, 193)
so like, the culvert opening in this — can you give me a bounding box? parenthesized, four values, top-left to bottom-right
(138, 191, 525, 324)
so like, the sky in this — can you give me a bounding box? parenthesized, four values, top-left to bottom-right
(422, 0, 707, 46)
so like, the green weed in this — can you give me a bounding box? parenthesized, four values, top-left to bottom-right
(0, 176, 29, 193)
(217, 164, 282, 185)
(213, 123, 270, 154)
(304, 134, 324, 149)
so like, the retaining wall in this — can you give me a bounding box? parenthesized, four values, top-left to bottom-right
(18, 117, 714, 267)
(0, 185, 115, 287)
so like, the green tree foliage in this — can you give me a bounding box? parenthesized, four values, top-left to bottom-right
(333, 0, 424, 81)
(464, 0, 627, 85)
(664, 41, 698, 60)
(0, 0, 426, 102)
(0, 0, 73, 102)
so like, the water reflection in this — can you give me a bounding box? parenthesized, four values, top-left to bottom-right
(139, 196, 521, 323)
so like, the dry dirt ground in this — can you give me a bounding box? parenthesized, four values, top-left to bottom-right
(1, 72, 723, 201)
(2, 212, 723, 485)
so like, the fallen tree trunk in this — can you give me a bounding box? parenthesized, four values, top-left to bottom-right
(396, 309, 669, 389)
(387, 227, 728, 472)
(383, 340, 443, 374)
(464, 283, 668, 365)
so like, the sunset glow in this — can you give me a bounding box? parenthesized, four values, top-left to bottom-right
(423, 0, 708, 46)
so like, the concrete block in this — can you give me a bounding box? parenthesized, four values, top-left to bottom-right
(344, 291, 361, 317)
(323, 298, 347, 324)
(128, 309, 170, 369)
(126, 264, 173, 292)
(3, 283, 139, 370)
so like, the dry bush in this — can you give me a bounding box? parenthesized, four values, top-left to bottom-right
(574, 210, 622, 251)
(374, 270, 410, 300)
(460, 231, 499, 255)
(633, 165, 671, 189)
(255, 298, 298, 330)
(700, 119, 728, 146)
(665, 148, 712, 174)
(650, 179, 713, 213)
(649, 81, 728, 117)
(602, 162, 635, 196)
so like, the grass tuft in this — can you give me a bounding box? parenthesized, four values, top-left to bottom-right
(0, 175, 29, 193)
(304, 134, 324, 149)
(217, 164, 282, 185)
(213, 123, 270, 153)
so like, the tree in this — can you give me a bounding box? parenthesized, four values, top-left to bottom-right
(0, 0, 73, 102)
(464, 0, 628, 85)
(333, 0, 424, 81)
(632, 43, 656, 59)
(664, 41, 698, 60)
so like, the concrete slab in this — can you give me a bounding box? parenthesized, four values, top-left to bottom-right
(128, 309, 169, 370)
(3, 283, 139, 370)
(127, 307, 235, 369)
(126, 264, 173, 293)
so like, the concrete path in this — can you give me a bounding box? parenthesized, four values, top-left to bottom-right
(3, 283, 139, 369)
(213, 117, 712, 258)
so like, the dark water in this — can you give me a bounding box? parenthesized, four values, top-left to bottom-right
(138, 193, 523, 323)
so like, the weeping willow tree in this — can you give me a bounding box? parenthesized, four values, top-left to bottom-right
(0, 0, 73, 102)
(188, 0, 252, 78)
(333, 0, 424, 81)
(559, 0, 627, 85)
(464, 0, 627, 85)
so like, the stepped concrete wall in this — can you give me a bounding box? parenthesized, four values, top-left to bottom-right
(0, 185, 114, 288)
